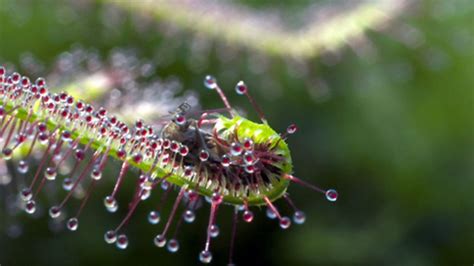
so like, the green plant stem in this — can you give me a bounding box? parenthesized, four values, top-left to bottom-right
(0, 99, 288, 206)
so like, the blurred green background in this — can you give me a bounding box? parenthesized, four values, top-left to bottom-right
(0, 0, 473, 265)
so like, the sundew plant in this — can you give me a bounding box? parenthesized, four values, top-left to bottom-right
(0, 66, 337, 264)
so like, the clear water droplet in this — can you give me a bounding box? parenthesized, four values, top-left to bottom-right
(209, 224, 219, 238)
(20, 188, 32, 201)
(199, 250, 212, 263)
(2, 148, 12, 160)
(230, 142, 243, 156)
(204, 75, 217, 89)
(199, 150, 209, 162)
(62, 178, 73, 191)
(104, 196, 118, 212)
(293, 211, 306, 225)
(25, 200, 36, 214)
(38, 133, 49, 145)
(67, 217, 78, 231)
(154, 234, 166, 247)
(243, 151, 256, 166)
(90, 168, 102, 180)
(44, 167, 57, 181)
(17, 160, 29, 174)
(221, 155, 231, 167)
(287, 124, 298, 134)
(104, 230, 117, 244)
(279, 216, 291, 229)
(243, 210, 254, 223)
(235, 81, 247, 95)
(49, 206, 61, 218)
(325, 189, 338, 202)
(211, 192, 222, 205)
(244, 165, 255, 174)
(140, 189, 151, 200)
(243, 138, 254, 150)
(266, 207, 276, 219)
(148, 211, 160, 224)
(183, 210, 195, 223)
(167, 239, 179, 253)
(174, 114, 186, 126)
(116, 234, 128, 249)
